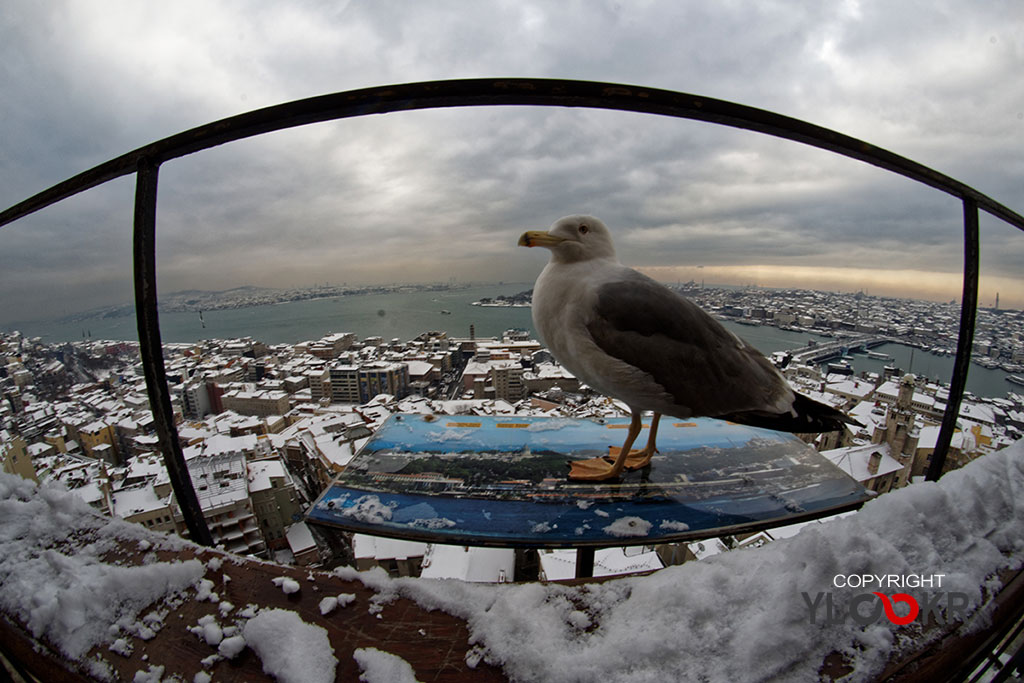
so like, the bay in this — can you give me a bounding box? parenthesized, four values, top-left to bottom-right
(8, 284, 1017, 399)
(824, 342, 1018, 401)
(11, 284, 831, 353)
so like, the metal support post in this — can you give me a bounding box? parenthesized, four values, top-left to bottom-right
(133, 157, 214, 546)
(927, 198, 980, 481)
(576, 547, 596, 579)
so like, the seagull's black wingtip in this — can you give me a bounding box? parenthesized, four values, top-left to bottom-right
(717, 393, 861, 434)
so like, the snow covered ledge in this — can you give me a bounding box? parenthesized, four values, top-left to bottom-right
(2, 442, 1022, 682)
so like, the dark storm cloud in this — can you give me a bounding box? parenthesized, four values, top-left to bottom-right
(1, 0, 1023, 323)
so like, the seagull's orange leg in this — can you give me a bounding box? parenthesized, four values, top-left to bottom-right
(614, 412, 660, 470)
(568, 411, 642, 481)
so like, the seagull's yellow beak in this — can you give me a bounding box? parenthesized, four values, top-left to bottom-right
(518, 230, 565, 248)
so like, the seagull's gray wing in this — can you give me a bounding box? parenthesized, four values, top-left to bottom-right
(585, 271, 791, 417)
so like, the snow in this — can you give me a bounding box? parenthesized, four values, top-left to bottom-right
(822, 443, 905, 482)
(352, 534, 427, 561)
(313, 432, 360, 467)
(318, 596, 339, 615)
(539, 547, 664, 581)
(194, 578, 218, 602)
(194, 614, 223, 646)
(246, 459, 288, 493)
(109, 637, 132, 657)
(917, 424, 968, 450)
(603, 516, 652, 537)
(217, 634, 246, 659)
(112, 484, 168, 518)
(352, 647, 422, 683)
(317, 592, 356, 616)
(2, 438, 1023, 682)
(285, 521, 317, 554)
(243, 608, 337, 683)
(419, 544, 515, 582)
(0, 474, 203, 661)
(272, 575, 301, 594)
(134, 664, 165, 682)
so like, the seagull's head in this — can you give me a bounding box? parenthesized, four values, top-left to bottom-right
(518, 215, 617, 264)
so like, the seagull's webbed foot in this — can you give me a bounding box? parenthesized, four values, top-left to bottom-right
(568, 456, 623, 481)
(568, 411, 648, 481)
(606, 445, 656, 471)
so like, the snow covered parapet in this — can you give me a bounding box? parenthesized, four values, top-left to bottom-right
(0, 474, 204, 669)
(1, 440, 1022, 682)
(365, 441, 1024, 682)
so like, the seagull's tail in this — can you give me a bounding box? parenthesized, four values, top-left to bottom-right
(716, 393, 862, 434)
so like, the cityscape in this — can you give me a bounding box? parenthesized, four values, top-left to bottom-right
(1, 283, 1022, 579)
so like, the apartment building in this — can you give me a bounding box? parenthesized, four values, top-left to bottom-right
(248, 458, 303, 550)
(169, 452, 266, 556)
(329, 362, 410, 404)
(221, 388, 290, 418)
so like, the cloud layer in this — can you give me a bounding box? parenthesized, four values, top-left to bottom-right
(1, 1, 1022, 323)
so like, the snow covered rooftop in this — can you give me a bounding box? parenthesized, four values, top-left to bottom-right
(247, 458, 289, 493)
(822, 443, 904, 482)
(538, 547, 663, 581)
(917, 424, 968, 451)
(285, 521, 317, 554)
(187, 452, 250, 510)
(404, 360, 435, 378)
(112, 484, 167, 519)
(419, 544, 514, 583)
(312, 433, 364, 468)
(824, 376, 876, 399)
(351, 534, 427, 561)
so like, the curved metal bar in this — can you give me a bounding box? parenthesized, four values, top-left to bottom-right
(133, 157, 213, 545)
(926, 198, 980, 481)
(2, 78, 1024, 232)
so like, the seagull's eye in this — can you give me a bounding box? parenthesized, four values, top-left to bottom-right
(578, 225, 589, 235)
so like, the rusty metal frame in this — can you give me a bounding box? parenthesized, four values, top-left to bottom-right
(2, 78, 1023, 541)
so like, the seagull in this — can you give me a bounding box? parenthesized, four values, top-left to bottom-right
(519, 215, 858, 481)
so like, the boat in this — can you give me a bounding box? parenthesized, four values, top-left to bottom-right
(866, 351, 890, 360)
(1007, 375, 1024, 387)
(826, 360, 854, 376)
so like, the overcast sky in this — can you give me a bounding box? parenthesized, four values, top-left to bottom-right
(1, 0, 1022, 324)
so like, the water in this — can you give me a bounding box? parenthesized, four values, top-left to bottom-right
(8, 284, 1017, 399)
(12, 284, 535, 346)
(823, 342, 1017, 401)
(16, 284, 824, 351)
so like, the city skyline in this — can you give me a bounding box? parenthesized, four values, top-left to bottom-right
(2, 2, 1023, 323)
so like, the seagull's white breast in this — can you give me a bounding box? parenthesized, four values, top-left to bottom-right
(531, 258, 677, 411)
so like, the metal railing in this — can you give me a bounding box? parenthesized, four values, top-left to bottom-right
(2, 78, 1022, 543)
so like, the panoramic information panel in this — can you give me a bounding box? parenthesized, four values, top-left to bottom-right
(306, 413, 870, 547)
